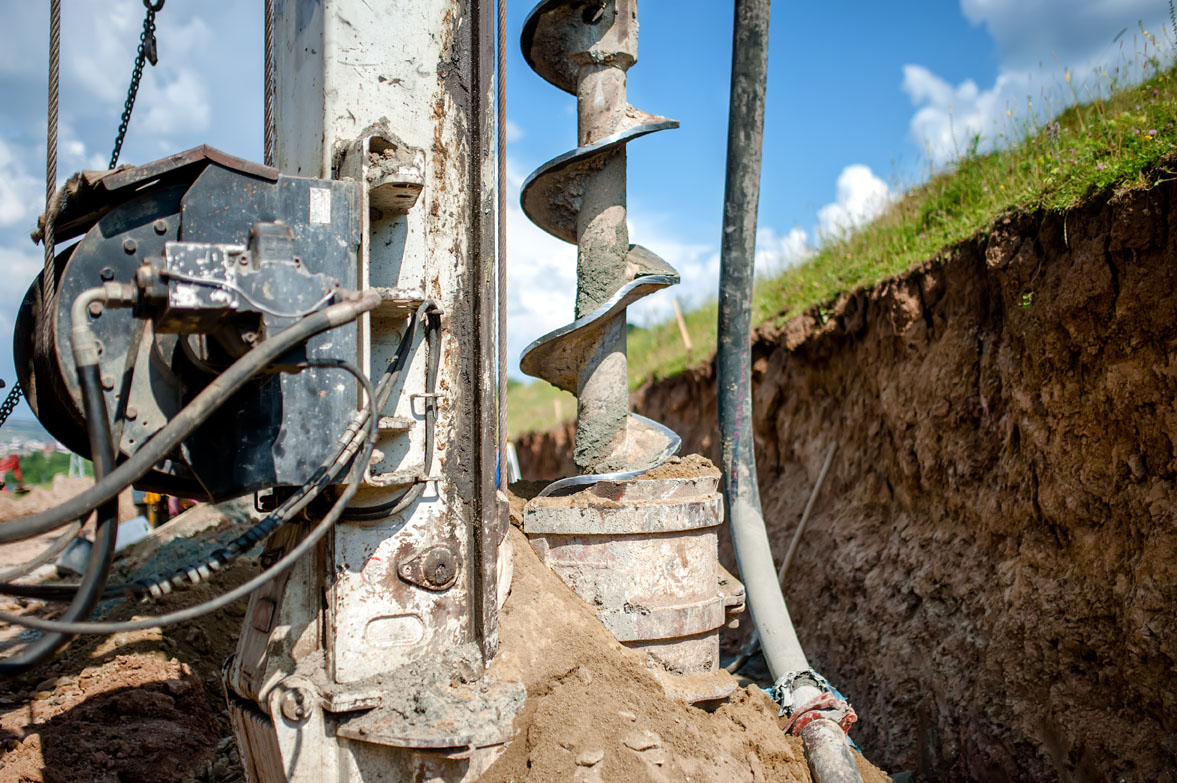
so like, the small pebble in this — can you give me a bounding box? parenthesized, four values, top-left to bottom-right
(576, 748, 604, 767)
(622, 730, 661, 752)
(618, 709, 637, 721)
(32, 691, 52, 701)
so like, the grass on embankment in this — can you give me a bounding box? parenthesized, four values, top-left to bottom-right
(510, 49, 1177, 439)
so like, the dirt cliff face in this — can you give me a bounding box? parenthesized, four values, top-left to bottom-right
(515, 181, 1177, 782)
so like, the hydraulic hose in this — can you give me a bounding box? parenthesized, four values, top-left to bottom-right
(0, 359, 378, 635)
(717, 0, 810, 684)
(0, 361, 376, 605)
(0, 356, 119, 674)
(0, 290, 380, 544)
(716, 4, 861, 781)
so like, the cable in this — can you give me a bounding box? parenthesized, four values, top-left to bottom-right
(0, 362, 378, 635)
(0, 291, 379, 544)
(160, 270, 337, 320)
(0, 361, 374, 603)
(131, 359, 372, 599)
(0, 365, 119, 674)
(340, 305, 440, 522)
(0, 522, 82, 583)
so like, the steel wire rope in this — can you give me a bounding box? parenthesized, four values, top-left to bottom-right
(30, 0, 63, 417)
(496, 0, 508, 489)
(263, 0, 275, 167)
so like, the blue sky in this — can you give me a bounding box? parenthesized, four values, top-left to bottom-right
(0, 0, 1171, 422)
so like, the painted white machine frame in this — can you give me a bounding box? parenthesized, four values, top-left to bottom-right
(224, 2, 513, 781)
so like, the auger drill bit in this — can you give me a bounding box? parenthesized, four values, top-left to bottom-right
(520, 0, 681, 488)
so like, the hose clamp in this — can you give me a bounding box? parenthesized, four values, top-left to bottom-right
(769, 668, 857, 736)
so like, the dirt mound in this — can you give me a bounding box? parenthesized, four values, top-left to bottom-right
(0, 476, 95, 524)
(0, 505, 256, 783)
(485, 524, 886, 782)
(0, 493, 883, 782)
(517, 180, 1177, 781)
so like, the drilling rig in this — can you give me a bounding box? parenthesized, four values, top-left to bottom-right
(0, 1, 863, 781)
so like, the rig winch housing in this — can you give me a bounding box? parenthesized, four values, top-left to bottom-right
(14, 147, 362, 501)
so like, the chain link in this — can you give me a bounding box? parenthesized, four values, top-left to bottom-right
(109, 0, 164, 169)
(0, 384, 22, 429)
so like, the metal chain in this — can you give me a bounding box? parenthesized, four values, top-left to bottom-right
(0, 385, 22, 429)
(109, 0, 164, 169)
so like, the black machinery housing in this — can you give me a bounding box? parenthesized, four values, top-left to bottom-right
(15, 148, 362, 501)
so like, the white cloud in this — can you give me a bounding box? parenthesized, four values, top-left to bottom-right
(905, 0, 1174, 166)
(139, 69, 212, 136)
(0, 139, 42, 227)
(504, 160, 577, 377)
(817, 164, 894, 239)
(756, 226, 812, 279)
(504, 158, 893, 378)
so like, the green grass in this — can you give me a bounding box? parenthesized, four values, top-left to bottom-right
(506, 378, 577, 440)
(3, 451, 92, 487)
(510, 35, 1177, 437)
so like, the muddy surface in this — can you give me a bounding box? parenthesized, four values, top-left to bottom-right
(517, 180, 1177, 781)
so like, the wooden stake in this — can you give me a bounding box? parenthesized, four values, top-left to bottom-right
(673, 297, 693, 353)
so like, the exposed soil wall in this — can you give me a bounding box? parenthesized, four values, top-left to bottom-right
(516, 182, 1177, 781)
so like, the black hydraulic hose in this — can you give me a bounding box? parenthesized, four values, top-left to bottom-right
(0, 361, 375, 605)
(0, 291, 380, 544)
(717, 5, 862, 781)
(341, 305, 439, 522)
(718, 0, 810, 684)
(0, 366, 119, 675)
(0, 361, 379, 635)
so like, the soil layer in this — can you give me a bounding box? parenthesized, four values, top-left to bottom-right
(516, 182, 1177, 781)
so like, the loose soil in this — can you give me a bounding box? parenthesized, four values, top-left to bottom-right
(516, 180, 1177, 781)
(0, 483, 885, 782)
(485, 524, 885, 783)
